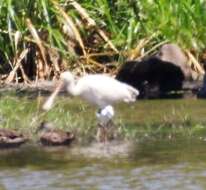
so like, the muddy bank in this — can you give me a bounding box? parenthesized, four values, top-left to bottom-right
(0, 81, 56, 94)
(0, 140, 133, 160)
(0, 79, 202, 99)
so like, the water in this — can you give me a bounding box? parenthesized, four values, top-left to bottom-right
(1, 139, 206, 190)
(1, 94, 206, 189)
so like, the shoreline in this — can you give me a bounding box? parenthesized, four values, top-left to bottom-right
(0, 80, 203, 99)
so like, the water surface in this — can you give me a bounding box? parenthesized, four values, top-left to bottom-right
(1, 95, 206, 189)
(1, 139, 206, 190)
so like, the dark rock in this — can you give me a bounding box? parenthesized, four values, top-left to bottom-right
(197, 60, 206, 98)
(0, 129, 28, 148)
(37, 122, 75, 146)
(156, 43, 192, 79)
(197, 63, 206, 98)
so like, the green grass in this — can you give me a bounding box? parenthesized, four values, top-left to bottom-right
(1, 92, 206, 144)
(0, 92, 99, 143)
(79, 0, 206, 51)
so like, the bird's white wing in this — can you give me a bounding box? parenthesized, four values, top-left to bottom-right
(78, 74, 138, 107)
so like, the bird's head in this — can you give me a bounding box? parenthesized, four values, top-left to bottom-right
(42, 71, 75, 111)
(60, 71, 74, 84)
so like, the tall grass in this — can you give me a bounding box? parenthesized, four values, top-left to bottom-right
(82, 0, 206, 50)
(0, 0, 206, 82)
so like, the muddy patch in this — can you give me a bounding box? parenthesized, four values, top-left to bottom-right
(70, 140, 133, 159)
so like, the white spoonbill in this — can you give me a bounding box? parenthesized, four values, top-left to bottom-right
(43, 71, 139, 141)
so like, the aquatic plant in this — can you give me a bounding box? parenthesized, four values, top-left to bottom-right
(0, 0, 206, 82)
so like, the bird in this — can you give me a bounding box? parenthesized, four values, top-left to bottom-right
(0, 128, 28, 148)
(36, 121, 75, 146)
(42, 71, 139, 142)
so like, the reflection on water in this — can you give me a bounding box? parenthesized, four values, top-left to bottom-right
(1, 140, 206, 190)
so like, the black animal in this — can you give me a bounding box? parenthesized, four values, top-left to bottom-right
(116, 57, 185, 98)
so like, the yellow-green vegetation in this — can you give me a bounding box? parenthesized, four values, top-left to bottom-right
(0, 0, 206, 82)
(0, 92, 98, 143)
(1, 92, 206, 144)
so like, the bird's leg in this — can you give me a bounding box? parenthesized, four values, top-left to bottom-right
(96, 123, 102, 142)
(96, 123, 107, 143)
(103, 123, 108, 143)
(104, 119, 116, 141)
(96, 119, 117, 143)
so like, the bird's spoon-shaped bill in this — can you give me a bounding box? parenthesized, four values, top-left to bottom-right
(42, 80, 64, 111)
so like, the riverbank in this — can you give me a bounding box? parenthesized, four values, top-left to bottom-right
(0, 79, 203, 98)
(1, 91, 206, 147)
